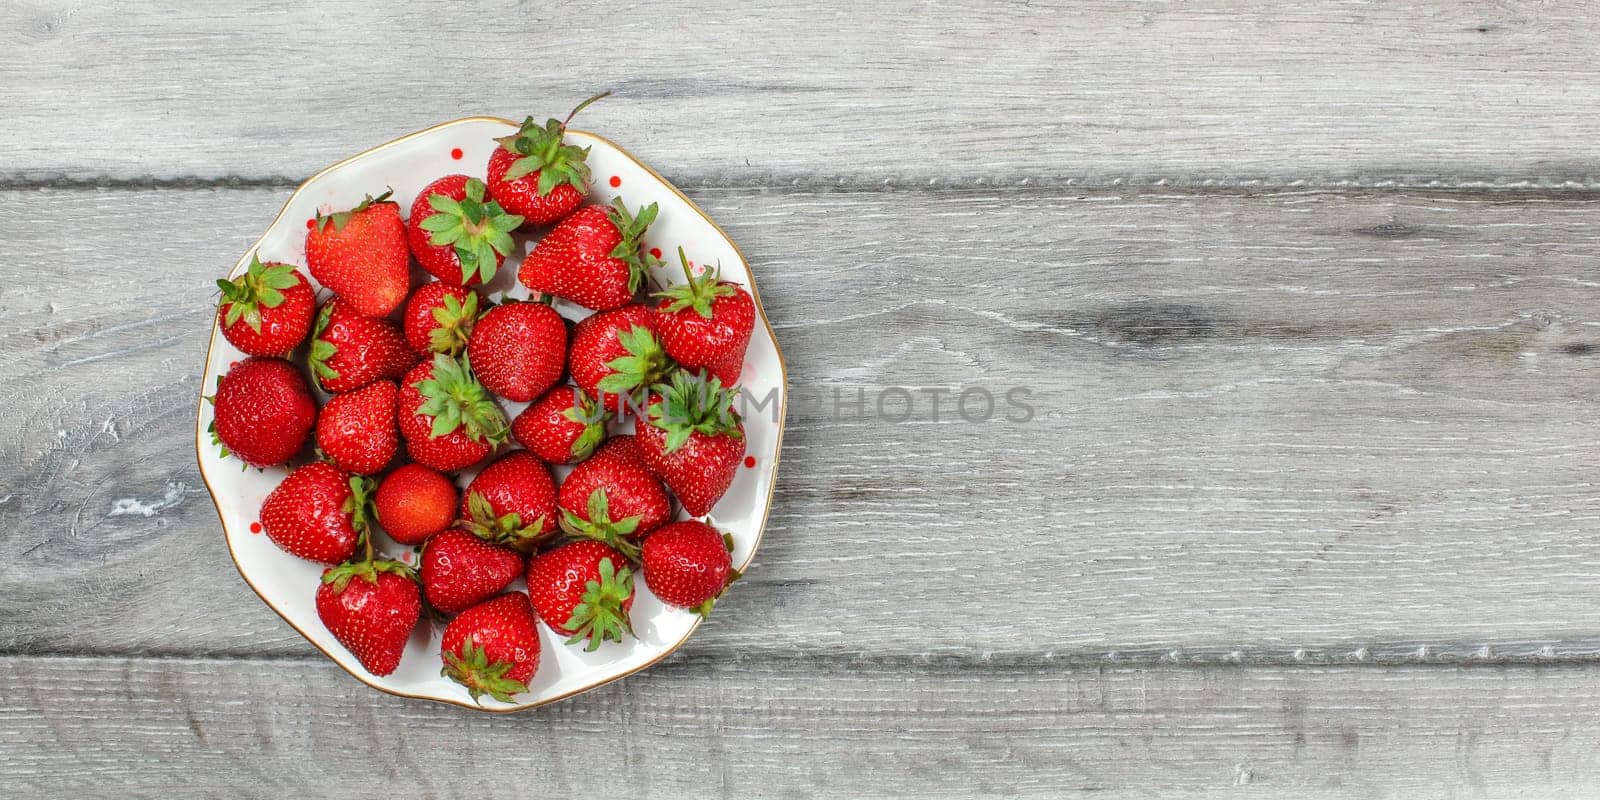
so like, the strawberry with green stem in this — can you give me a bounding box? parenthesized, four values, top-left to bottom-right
(309, 299, 418, 394)
(440, 592, 541, 704)
(511, 385, 610, 464)
(408, 175, 524, 285)
(568, 304, 673, 412)
(526, 541, 635, 651)
(652, 247, 755, 386)
(316, 522, 421, 677)
(397, 354, 509, 472)
(458, 450, 557, 552)
(556, 442, 671, 559)
(487, 93, 608, 226)
(403, 282, 480, 358)
(261, 462, 371, 565)
(641, 519, 739, 616)
(518, 199, 661, 311)
(305, 190, 411, 317)
(636, 370, 746, 517)
(215, 254, 315, 357)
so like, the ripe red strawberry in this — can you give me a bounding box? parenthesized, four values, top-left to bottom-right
(397, 354, 509, 472)
(309, 299, 418, 394)
(594, 433, 645, 467)
(512, 386, 610, 464)
(316, 558, 420, 676)
(420, 529, 525, 615)
(486, 93, 607, 225)
(526, 540, 635, 651)
(260, 462, 370, 565)
(459, 450, 557, 552)
(557, 443, 671, 557)
(315, 380, 398, 475)
(518, 199, 660, 311)
(216, 255, 315, 357)
(407, 175, 524, 285)
(305, 191, 410, 317)
(440, 592, 541, 704)
(209, 356, 316, 468)
(403, 281, 480, 358)
(653, 247, 755, 386)
(568, 304, 672, 412)
(374, 463, 458, 545)
(641, 520, 738, 615)
(636, 371, 746, 517)
(466, 300, 566, 403)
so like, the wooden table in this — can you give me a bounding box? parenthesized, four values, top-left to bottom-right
(4, 2, 1599, 796)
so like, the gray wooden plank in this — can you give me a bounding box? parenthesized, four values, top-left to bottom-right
(4, 1, 1600, 186)
(4, 655, 1600, 798)
(1, 186, 1599, 660)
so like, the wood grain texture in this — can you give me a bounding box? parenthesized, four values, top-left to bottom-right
(5, 655, 1600, 797)
(3, 1, 1600, 186)
(2, 185, 1597, 660)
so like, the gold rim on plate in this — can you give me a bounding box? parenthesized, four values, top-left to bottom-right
(193, 117, 788, 712)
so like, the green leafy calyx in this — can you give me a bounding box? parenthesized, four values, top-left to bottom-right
(307, 303, 341, 389)
(493, 92, 609, 195)
(560, 387, 611, 461)
(461, 490, 546, 549)
(426, 291, 479, 356)
(564, 556, 635, 652)
(441, 638, 528, 705)
(414, 354, 509, 445)
(419, 179, 524, 284)
(596, 324, 673, 405)
(605, 198, 662, 294)
(558, 488, 642, 562)
(647, 370, 744, 453)
(217, 254, 300, 333)
(322, 557, 415, 594)
(651, 246, 734, 319)
(315, 189, 394, 233)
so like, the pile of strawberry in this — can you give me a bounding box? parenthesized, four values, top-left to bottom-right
(207, 97, 757, 704)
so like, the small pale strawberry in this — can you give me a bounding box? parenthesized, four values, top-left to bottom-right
(309, 299, 418, 394)
(407, 175, 524, 285)
(216, 254, 315, 357)
(397, 354, 509, 472)
(466, 300, 567, 403)
(305, 190, 411, 317)
(518, 199, 660, 311)
(459, 450, 558, 552)
(421, 529, 525, 615)
(209, 356, 316, 468)
(315, 380, 398, 475)
(567, 304, 672, 412)
(526, 541, 635, 651)
(403, 281, 480, 358)
(374, 463, 458, 545)
(316, 558, 421, 677)
(636, 371, 746, 517)
(260, 463, 370, 565)
(440, 592, 542, 704)
(486, 93, 608, 225)
(511, 385, 610, 464)
(641, 520, 738, 615)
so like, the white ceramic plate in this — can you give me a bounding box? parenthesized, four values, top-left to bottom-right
(195, 118, 786, 711)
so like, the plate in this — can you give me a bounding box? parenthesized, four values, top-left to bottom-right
(194, 118, 786, 711)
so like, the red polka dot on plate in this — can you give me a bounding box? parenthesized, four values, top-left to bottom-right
(744, 455, 757, 469)
(229, 360, 239, 369)
(649, 247, 662, 259)
(401, 550, 412, 564)
(450, 147, 463, 160)
(249, 522, 262, 534)
(609, 176, 621, 187)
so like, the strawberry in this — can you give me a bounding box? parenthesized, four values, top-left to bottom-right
(304, 190, 410, 317)
(486, 93, 607, 225)
(511, 385, 609, 464)
(315, 380, 398, 475)
(465, 300, 567, 403)
(209, 356, 316, 468)
(420, 529, 525, 615)
(641, 520, 738, 615)
(526, 540, 635, 651)
(557, 442, 671, 557)
(260, 462, 370, 565)
(593, 433, 645, 467)
(459, 450, 557, 552)
(407, 175, 523, 285)
(397, 354, 509, 472)
(215, 254, 315, 357)
(316, 558, 421, 676)
(518, 199, 660, 311)
(374, 463, 458, 545)
(309, 299, 418, 394)
(636, 371, 746, 517)
(440, 592, 541, 704)
(403, 281, 480, 357)
(567, 304, 672, 412)
(653, 247, 755, 386)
